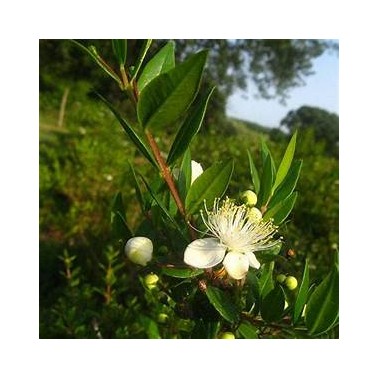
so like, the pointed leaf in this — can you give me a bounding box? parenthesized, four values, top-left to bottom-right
(130, 39, 152, 81)
(138, 41, 175, 92)
(112, 39, 127, 66)
(272, 131, 297, 193)
(258, 153, 274, 207)
(128, 163, 145, 212)
(305, 267, 339, 336)
(71, 40, 122, 87)
(167, 86, 215, 165)
(247, 149, 260, 194)
(137, 50, 208, 130)
(205, 286, 240, 323)
(178, 149, 192, 200)
(268, 160, 302, 209)
(96, 93, 157, 168)
(110, 192, 132, 241)
(185, 159, 234, 215)
(293, 259, 310, 324)
(246, 271, 260, 312)
(263, 192, 298, 225)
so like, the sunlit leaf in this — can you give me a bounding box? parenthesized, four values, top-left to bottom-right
(161, 267, 204, 278)
(138, 41, 175, 92)
(272, 131, 297, 193)
(137, 50, 208, 130)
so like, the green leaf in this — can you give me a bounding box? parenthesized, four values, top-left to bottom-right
(112, 39, 127, 66)
(261, 138, 276, 175)
(137, 50, 208, 130)
(96, 93, 158, 168)
(138, 41, 175, 92)
(258, 153, 275, 207)
(178, 148, 192, 200)
(260, 285, 285, 322)
(305, 267, 339, 336)
(167, 87, 215, 165)
(247, 149, 260, 194)
(128, 163, 145, 212)
(185, 159, 234, 215)
(161, 267, 204, 278)
(272, 131, 297, 193)
(71, 40, 122, 87)
(268, 160, 302, 209)
(130, 39, 152, 82)
(259, 261, 275, 299)
(139, 175, 187, 240)
(263, 192, 298, 225)
(110, 192, 133, 241)
(245, 271, 260, 312)
(139, 315, 160, 339)
(237, 321, 258, 339)
(205, 286, 240, 323)
(293, 259, 310, 324)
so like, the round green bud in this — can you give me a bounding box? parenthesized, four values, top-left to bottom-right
(285, 276, 298, 290)
(157, 313, 169, 324)
(276, 274, 287, 284)
(241, 190, 258, 207)
(125, 236, 153, 266)
(247, 207, 262, 223)
(220, 332, 235, 339)
(144, 273, 159, 289)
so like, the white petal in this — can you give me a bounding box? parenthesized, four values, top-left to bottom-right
(184, 238, 226, 269)
(191, 160, 203, 184)
(245, 251, 261, 269)
(223, 252, 249, 280)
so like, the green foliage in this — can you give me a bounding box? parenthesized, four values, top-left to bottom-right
(137, 50, 208, 130)
(40, 39, 338, 339)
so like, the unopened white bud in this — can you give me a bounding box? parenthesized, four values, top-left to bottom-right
(191, 160, 203, 184)
(125, 237, 153, 266)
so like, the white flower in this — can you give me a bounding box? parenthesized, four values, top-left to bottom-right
(184, 198, 279, 279)
(125, 236, 153, 266)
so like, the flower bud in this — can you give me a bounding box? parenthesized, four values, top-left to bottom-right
(285, 276, 298, 290)
(191, 160, 203, 184)
(157, 313, 169, 324)
(144, 273, 159, 289)
(276, 274, 286, 284)
(241, 190, 258, 207)
(247, 207, 262, 223)
(220, 332, 235, 339)
(125, 237, 153, 266)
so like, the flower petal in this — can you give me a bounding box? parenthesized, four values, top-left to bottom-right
(184, 238, 226, 269)
(223, 252, 249, 280)
(245, 251, 261, 269)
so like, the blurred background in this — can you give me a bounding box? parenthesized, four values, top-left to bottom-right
(39, 39, 339, 338)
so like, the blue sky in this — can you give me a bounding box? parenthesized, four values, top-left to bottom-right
(226, 49, 339, 128)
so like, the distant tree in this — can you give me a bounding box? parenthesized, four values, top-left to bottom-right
(280, 105, 339, 157)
